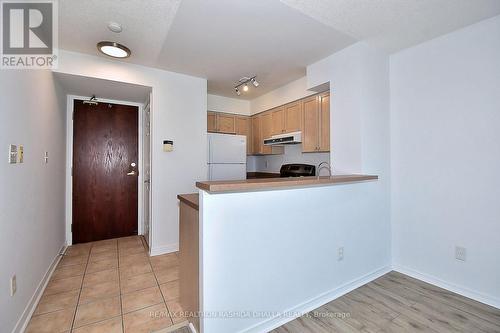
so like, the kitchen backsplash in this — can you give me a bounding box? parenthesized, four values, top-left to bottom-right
(247, 144, 330, 174)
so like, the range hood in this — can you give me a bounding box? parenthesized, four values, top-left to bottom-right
(264, 131, 302, 146)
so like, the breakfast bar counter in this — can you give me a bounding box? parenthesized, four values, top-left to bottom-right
(179, 172, 380, 333)
(196, 174, 378, 193)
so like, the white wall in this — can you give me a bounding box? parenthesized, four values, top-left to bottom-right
(207, 94, 250, 115)
(250, 76, 316, 114)
(200, 181, 390, 333)
(0, 71, 67, 332)
(391, 15, 500, 306)
(248, 145, 330, 174)
(55, 50, 207, 255)
(200, 42, 391, 332)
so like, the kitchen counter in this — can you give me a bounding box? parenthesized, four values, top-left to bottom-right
(196, 174, 378, 193)
(177, 193, 199, 210)
(177, 193, 200, 331)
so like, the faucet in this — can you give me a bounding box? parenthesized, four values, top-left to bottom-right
(317, 162, 332, 177)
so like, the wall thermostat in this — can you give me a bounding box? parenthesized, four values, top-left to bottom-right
(163, 140, 173, 152)
(18, 145, 24, 163)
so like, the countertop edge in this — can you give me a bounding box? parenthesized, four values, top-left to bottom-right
(177, 193, 199, 210)
(196, 175, 378, 193)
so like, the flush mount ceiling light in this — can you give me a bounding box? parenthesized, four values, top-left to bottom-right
(234, 76, 259, 96)
(97, 41, 131, 58)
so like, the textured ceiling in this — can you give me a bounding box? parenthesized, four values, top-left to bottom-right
(59, 0, 181, 67)
(155, 0, 355, 99)
(58, 0, 500, 99)
(280, 0, 500, 52)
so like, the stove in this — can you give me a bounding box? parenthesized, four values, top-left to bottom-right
(279, 164, 316, 177)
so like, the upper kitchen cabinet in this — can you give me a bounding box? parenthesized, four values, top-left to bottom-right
(271, 106, 285, 135)
(260, 112, 273, 154)
(319, 92, 330, 152)
(251, 115, 262, 154)
(217, 114, 236, 134)
(207, 112, 217, 132)
(302, 92, 330, 153)
(284, 101, 302, 133)
(235, 116, 252, 155)
(207, 112, 236, 134)
(271, 102, 302, 135)
(252, 112, 283, 155)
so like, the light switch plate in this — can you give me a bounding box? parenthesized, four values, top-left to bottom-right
(9, 145, 17, 164)
(18, 145, 24, 163)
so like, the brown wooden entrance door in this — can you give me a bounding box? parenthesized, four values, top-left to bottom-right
(72, 100, 139, 244)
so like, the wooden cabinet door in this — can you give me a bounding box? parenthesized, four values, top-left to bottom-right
(217, 114, 236, 134)
(302, 95, 319, 152)
(251, 116, 261, 154)
(235, 116, 252, 154)
(284, 101, 302, 133)
(319, 93, 330, 152)
(261, 112, 273, 154)
(271, 107, 285, 135)
(207, 112, 217, 132)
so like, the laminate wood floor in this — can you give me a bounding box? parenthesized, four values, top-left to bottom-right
(272, 271, 500, 333)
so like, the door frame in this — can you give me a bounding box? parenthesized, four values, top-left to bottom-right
(65, 95, 146, 246)
(142, 100, 152, 249)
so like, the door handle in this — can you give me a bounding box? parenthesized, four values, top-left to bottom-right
(127, 162, 138, 176)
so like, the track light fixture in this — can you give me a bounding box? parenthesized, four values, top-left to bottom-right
(234, 76, 259, 95)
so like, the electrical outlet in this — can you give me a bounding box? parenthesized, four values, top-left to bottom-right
(455, 246, 466, 261)
(338, 247, 344, 261)
(10, 275, 16, 296)
(44, 151, 49, 164)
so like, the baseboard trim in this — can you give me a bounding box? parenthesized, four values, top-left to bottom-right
(238, 265, 392, 333)
(12, 244, 67, 333)
(393, 264, 500, 309)
(150, 243, 179, 256)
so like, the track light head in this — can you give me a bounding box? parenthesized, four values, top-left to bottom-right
(234, 75, 259, 95)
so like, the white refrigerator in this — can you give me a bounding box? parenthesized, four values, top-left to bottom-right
(208, 133, 247, 181)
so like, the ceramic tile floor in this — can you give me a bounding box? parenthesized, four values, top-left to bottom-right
(25, 236, 187, 333)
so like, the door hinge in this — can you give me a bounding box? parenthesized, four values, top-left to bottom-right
(71, 167, 73, 176)
(70, 224, 73, 232)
